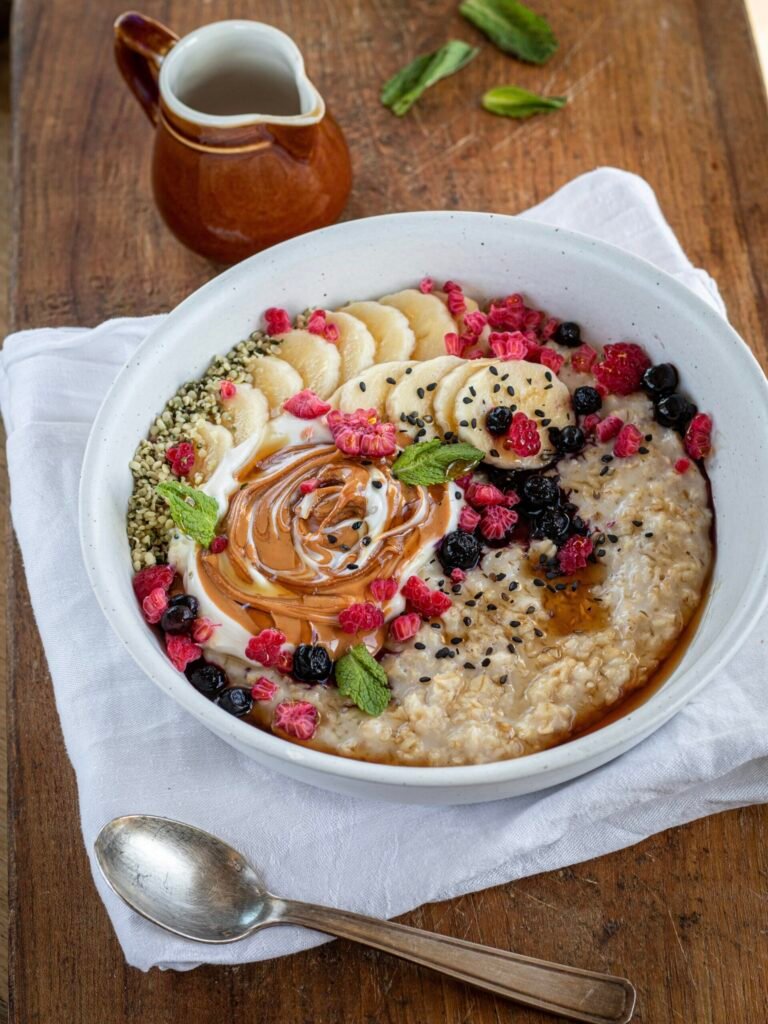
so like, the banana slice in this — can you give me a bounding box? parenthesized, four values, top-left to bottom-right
(454, 362, 574, 469)
(218, 382, 269, 445)
(245, 354, 304, 415)
(191, 419, 234, 482)
(274, 329, 341, 398)
(432, 359, 494, 439)
(325, 311, 376, 382)
(386, 356, 464, 443)
(330, 360, 416, 417)
(379, 289, 458, 361)
(340, 301, 416, 362)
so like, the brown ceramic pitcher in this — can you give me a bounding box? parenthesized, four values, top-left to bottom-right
(114, 12, 352, 263)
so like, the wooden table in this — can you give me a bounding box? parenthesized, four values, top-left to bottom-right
(10, 1, 768, 1020)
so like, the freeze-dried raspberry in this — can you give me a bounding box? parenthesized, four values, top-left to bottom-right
(275, 649, 294, 676)
(264, 307, 291, 335)
(582, 413, 601, 436)
(133, 564, 175, 604)
(444, 331, 468, 356)
(446, 289, 466, 316)
(191, 617, 219, 644)
(571, 344, 598, 373)
(370, 578, 398, 602)
(558, 535, 594, 575)
(450, 568, 466, 582)
(245, 628, 287, 667)
(443, 280, 462, 293)
(323, 321, 339, 343)
(219, 380, 237, 399)
(419, 277, 434, 294)
(684, 413, 713, 461)
(613, 424, 644, 458)
(489, 331, 527, 361)
(505, 412, 541, 457)
(539, 348, 565, 374)
(273, 700, 318, 740)
(283, 389, 332, 419)
(541, 317, 559, 340)
(306, 309, 327, 335)
(166, 441, 196, 477)
(462, 311, 487, 337)
(674, 458, 691, 474)
(251, 677, 278, 702)
(459, 506, 482, 532)
(165, 633, 202, 672)
(479, 505, 518, 541)
(210, 535, 228, 554)
(338, 602, 385, 634)
(595, 415, 624, 443)
(389, 613, 421, 642)
(401, 575, 452, 618)
(142, 587, 168, 624)
(594, 343, 651, 395)
(454, 473, 474, 490)
(502, 490, 520, 508)
(326, 408, 397, 458)
(465, 482, 505, 508)
(299, 477, 319, 494)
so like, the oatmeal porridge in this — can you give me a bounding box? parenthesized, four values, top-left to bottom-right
(128, 281, 713, 766)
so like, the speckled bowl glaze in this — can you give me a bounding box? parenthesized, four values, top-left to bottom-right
(79, 213, 768, 804)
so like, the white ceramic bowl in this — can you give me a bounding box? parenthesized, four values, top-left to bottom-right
(79, 212, 768, 804)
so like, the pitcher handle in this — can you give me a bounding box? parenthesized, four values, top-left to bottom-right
(114, 11, 179, 125)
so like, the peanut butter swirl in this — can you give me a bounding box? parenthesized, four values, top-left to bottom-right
(196, 443, 453, 655)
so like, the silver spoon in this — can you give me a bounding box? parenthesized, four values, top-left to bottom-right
(95, 815, 635, 1024)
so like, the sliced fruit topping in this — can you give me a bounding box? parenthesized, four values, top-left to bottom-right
(246, 354, 304, 414)
(191, 420, 233, 483)
(218, 381, 269, 445)
(340, 301, 416, 362)
(325, 310, 377, 382)
(387, 355, 464, 442)
(273, 700, 319, 739)
(379, 288, 458, 361)
(274, 329, 342, 398)
(330, 360, 416, 417)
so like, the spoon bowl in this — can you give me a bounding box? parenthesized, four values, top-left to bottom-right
(95, 815, 279, 942)
(95, 815, 636, 1024)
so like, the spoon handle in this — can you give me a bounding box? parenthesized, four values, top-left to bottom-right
(276, 899, 635, 1023)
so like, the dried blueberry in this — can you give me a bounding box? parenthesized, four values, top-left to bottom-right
(168, 593, 199, 617)
(530, 508, 571, 543)
(520, 475, 560, 512)
(293, 644, 333, 683)
(554, 322, 581, 347)
(642, 363, 679, 398)
(438, 530, 483, 572)
(485, 406, 513, 436)
(217, 687, 253, 717)
(483, 465, 527, 493)
(572, 386, 602, 416)
(553, 425, 586, 455)
(654, 393, 697, 432)
(185, 659, 227, 697)
(161, 603, 196, 635)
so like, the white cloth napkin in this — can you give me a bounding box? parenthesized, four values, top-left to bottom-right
(2, 168, 765, 972)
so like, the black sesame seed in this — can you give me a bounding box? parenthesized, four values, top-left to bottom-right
(462, 396, 472, 404)
(507, 643, 516, 653)
(509, 620, 521, 627)
(348, 563, 359, 570)
(419, 676, 431, 683)
(463, 616, 472, 626)
(487, 603, 497, 611)
(507, 386, 515, 396)
(600, 466, 610, 476)
(485, 646, 493, 655)
(533, 578, 545, 587)
(481, 658, 491, 667)
(526, 605, 535, 614)
(489, 449, 500, 458)
(414, 642, 426, 650)
(534, 408, 545, 418)
(632, 519, 643, 527)
(607, 533, 619, 543)
(436, 647, 450, 658)
(372, 481, 383, 489)
(427, 382, 437, 391)
(451, 637, 462, 645)
(469, 386, 476, 397)
(509, 581, 519, 591)
(512, 636, 523, 644)
(405, 367, 413, 374)
(645, 531, 654, 538)
(386, 376, 396, 385)
(534, 628, 544, 637)
(451, 584, 462, 593)
(328, 534, 337, 544)
(417, 387, 425, 399)
(601, 454, 614, 463)
(352, 521, 362, 530)
(431, 622, 441, 629)
(464, 662, 475, 670)
(638, 446, 649, 454)
(499, 674, 508, 684)
(362, 537, 371, 546)
(359, 382, 366, 392)
(489, 366, 499, 376)
(645, 434, 653, 442)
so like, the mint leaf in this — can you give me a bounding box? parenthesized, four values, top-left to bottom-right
(391, 440, 484, 486)
(460, 0, 557, 64)
(381, 40, 479, 116)
(483, 85, 566, 118)
(156, 480, 219, 548)
(335, 644, 392, 716)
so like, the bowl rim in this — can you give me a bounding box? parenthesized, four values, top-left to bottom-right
(79, 210, 768, 790)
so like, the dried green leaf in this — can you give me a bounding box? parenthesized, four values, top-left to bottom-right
(460, 0, 557, 64)
(482, 85, 566, 118)
(381, 40, 479, 116)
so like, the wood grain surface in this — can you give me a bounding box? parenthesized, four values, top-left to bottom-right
(9, 1, 768, 1021)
